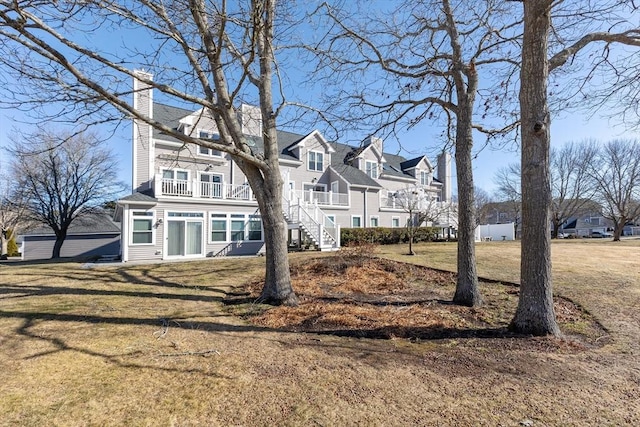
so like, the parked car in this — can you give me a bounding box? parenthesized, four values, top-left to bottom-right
(590, 231, 613, 238)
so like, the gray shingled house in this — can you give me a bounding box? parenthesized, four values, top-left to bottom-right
(20, 210, 121, 261)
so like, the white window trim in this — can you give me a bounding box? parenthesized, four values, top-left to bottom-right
(370, 215, 380, 227)
(164, 211, 206, 259)
(196, 129, 223, 157)
(391, 216, 400, 228)
(420, 170, 430, 186)
(351, 215, 363, 228)
(162, 168, 191, 180)
(130, 210, 156, 246)
(208, 212, 264, 244)
(308, 150, 324, 172)
(365, 160, 378, 179)
(199, 171, 224, 182)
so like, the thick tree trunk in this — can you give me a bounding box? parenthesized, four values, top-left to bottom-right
(248, 0, 297, 306)
(510, 0, 560, 336)
(612, 218, 625, 241)
(256, 176, 298, 306)
(52, 230, 67, 259)
(452, 104, 481, 307)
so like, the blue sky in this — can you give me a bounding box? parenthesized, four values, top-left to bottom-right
(2, 105, 635, 198)
(0, 2, 638, 198)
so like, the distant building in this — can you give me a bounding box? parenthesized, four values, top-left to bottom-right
(20, 210, 120, 260)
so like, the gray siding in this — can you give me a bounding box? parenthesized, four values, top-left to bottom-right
(23, 234, 120, 261)
(133, 74, 153, 192)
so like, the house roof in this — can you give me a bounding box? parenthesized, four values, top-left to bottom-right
(330, 143, 383, 188)
(23, 210, 121, 236)
(399, 156, 424, 170)
(383, 152, 419, 179)
(118, 192, 158, 204)
(151, 102, 438, 188)
(153, 103, 195, 142)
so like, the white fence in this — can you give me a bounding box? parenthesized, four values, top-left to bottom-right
(475, 222, 515, 241)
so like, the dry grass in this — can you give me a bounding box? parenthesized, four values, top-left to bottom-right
(0, 239, 639, 426)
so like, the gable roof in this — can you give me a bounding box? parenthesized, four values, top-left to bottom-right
(152, 103, 194, 142)
(151, 102, 437, 187)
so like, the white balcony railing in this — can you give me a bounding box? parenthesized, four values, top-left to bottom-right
(161, 178, 192, 197)
(301, 190, 349, 206)
(157, 176, 255, 201)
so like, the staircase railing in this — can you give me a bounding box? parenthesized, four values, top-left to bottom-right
(282, 187, 340, 249)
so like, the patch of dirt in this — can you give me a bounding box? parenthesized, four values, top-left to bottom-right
(227, 253, 609, 350)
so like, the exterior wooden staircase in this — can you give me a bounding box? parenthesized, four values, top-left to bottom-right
(282, 188, 340, 251)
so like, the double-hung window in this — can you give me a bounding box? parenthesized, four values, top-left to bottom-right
(230, 215, 246, 241)
(210, 214, 227, 242)
(420, 171, 429, 185)
(132, 211, 154, 244)
(248, 216, 262, 241)
(308, 151, 324, 171)
(210, 213, 263, 243)
(365, 160, 378, 179)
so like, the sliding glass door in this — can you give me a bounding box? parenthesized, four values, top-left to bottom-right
(166, 212, 204, 257)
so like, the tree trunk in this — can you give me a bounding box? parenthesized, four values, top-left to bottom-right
(612, 217, 625, 241)
(452, 103, 481, 307)
(0, 231, 8, 259)
(256, 177, 298, 306)
(510, 0, 560, 336)
(52, 229, 67, 259)
(249, 0, 297, 306)
(552, 218, 560, 238)
(408, 226, 415, 255)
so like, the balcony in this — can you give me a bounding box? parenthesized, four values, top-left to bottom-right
(157, 176, 255, 201)
(300, 190, 349, 207)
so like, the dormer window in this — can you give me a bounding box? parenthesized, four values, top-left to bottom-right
(308, 151, 324, 171)
(365, 160, 378, 179)
(420, 171, 430, 185)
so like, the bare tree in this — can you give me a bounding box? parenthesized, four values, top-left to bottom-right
(8, 130, 125, 258)
(0, 0, 301, 304)
(513, 0, 639, 335)
(474, 186, 492, 225)
(494, 163, 521, 236)
(309, 0, 524, 307)
(550, 141, 598, 238)
(391, 187, 424, 255)
(494, 163, 521, 202)
(589, 139, 640, 241)
(393, 185, 455, 254)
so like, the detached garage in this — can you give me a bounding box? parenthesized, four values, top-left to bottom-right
(20, 211, 120, 261)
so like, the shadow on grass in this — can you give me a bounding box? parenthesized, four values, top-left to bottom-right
(313, 326, 515, 341)
(2, 311, 267, 378)
(0, 283, 226, 303)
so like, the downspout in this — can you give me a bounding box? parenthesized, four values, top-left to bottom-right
(363, 189, 368, 227)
